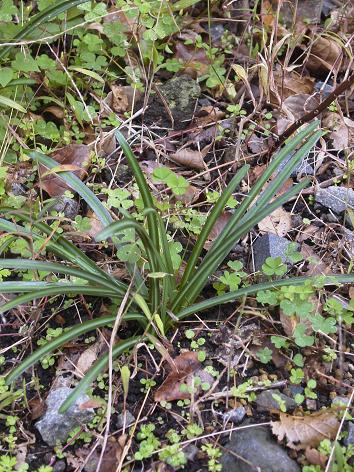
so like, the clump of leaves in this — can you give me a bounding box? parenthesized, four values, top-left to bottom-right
(1, 121, 353, 413)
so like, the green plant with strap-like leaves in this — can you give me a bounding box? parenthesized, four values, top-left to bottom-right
(1, 120, 353, 412)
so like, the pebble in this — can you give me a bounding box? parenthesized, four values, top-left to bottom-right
(315, 186, 354, 214)
(344, 422, 354, 447)
(277, 151, 315, 177)
(255, 389, 296, 412)
(117, 410, 135, 429)
(253, 234, 295, 272)
(220, 423, 300, 472)
(53, 196, 80, 219)
(223, 406, 247, 423)
(35, 387, 95, 446)
(305, 399, 317, 410)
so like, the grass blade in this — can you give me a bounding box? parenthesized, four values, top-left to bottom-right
(175, 274, 354, 320)
(0, 0, 89, 60)
(5, 314, 145, 385)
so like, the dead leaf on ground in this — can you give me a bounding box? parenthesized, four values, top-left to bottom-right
(174, 185, 200, 205)
(39, 145, 91, 197)
(76, 341, 100, 375)
(305, 447, 328, 468)
(329, 117, 354, 150)
(28, 397, 46, 420)
(154, 351, 213, 402)
(271, 409, 339, 450)
(194, 106, 225, 126)
(271, 70, 315, 104)
(261, 0, 275, 27)
(258, 207, 292, 237)
(170, 147, 208, 170)
(306, 36, 343, 73)
(204, 212, 232, 250)
(175, 43, 210, 77)
(74, 436, 127, 472)
(281, 94, 320, 122)
(280, 312, 299, 337)
(300, 243, 330, 276)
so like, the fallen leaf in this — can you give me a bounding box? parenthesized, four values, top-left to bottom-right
(28, 397, 46, 420)
(204, 212, 232, 250)
(272, 70, 315, 103)
(281, 94, 320, 122)
(329, 117, 354, 150)
(279, 312, 298, 337)
(271, 409, 340, 450)
(102, 85, 143, 115)
(15, 444, 27, 471)
(79, 398, 104, 409)
(170, 148, 206, 170)
(76, 342, 100, 375)
(258, 207, 292, 237)
(43, 105, 65, 120)
(175, 43, 209, 77)
(174, 184, 200, 205)
(39, 144, 91, 197)
(194, 106, 225, 126)
(74, 436, 127, 472)
(305, 447, 328, 467)
(306, 36, 343, 73)
(154, 351, 213, 402)
(261, 0, 274, 27)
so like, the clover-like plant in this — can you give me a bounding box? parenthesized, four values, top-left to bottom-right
(1, 121, 353, 412)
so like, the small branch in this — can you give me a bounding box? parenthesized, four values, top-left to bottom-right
(277, 73, 354, 145)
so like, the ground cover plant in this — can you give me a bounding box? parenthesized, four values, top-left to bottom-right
(0, 0, 353, 471)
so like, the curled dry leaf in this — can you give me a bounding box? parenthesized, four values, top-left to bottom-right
(154, 351, 213, 402)
(271, 409, 339, 450)
(174, 184, 200, 205)
(76, 342, 100, 375)
(305, 447, 328, 468)
(330, 117, 354, 150)
(39, 144, 90, 197)
(306, 36, 343, 73)
(170, 147, 207, 170)
(258, 207, 292, 237)
(281, 94, 320, 122)
(102, 85, 143, 115)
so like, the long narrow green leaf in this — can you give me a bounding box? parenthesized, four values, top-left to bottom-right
(59, 336, 143, 413)
(172, 178, 310, 310)
(0, 214, 127, 293)
(28, 152, 113, 228)
(175, 274, 354, 321)
(0, 0, 89, 60)
(0, 259, 119, 292)
(0, 285, 118, 314)
(5, 314, 145, 385)
(0, 95, 26, 113)
(209, 122, 320, 255)
(180, 164, 250, 290)
(115, 131, 161, 312)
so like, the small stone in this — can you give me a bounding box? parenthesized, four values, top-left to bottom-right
(53, 197, 80, 219)
(253, 234, 295, 271)
(256, 389, 296, 412)
(184, 444, 198, 461)
(344, 422, 354, 447)
(342, 228, 354, 257)
(35, 387, 95, 446)
(275, 0, 322, 24)
(117, 410, 135, 429)
(11, 183, 27, 196)
(305, 399, 317, 410)
(288, 385, 304, 397)
(314, 81, 333, 97)
(315, 186, 354, 214)
(221, 423, 300, 472)
(223, 406, 247, 423)
(53, 461, 66, 472)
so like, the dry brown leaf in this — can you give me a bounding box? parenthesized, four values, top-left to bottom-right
(261, 0, 274, 27)
(76, 342, 100, 375)
(43, 105, 65, 120)
(306, 36, 343, 73)
(280, 312, 298, 337)
(175, 43, 209, 77)
(204, 212, 232, 250)
(170, 148, 206, 170)
(73, 436, 126, 472)
(39, 144, 90, 197)
(305, 447, 328, 467)
(154, 351, 213, 402)
(300, 243, 330, 276)
(272, 70, 315, 103)
(28, 397, 46, 420)
(281, 94, 320, 122)
(258, 207, 292, 237)
(271, 409, 339, 450)
(174, 185, 200, 205)
(194, 106, 225, 126)
(330, 117, 354, 150)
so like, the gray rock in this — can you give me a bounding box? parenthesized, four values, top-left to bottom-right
(315, 186, 354, 214)
(279, 0, 322, 24)
(184, 444, 199, 461)
(343, 228, 354, 257)
(117, 410, 135, 429)
(143, 75, 201, 130)
(221, 424, 300, 472)
(11, 183, 27, 196)
(256, 389, 296, 412)
(35, 387, 95, 446)
(332, 396, 350, 408)
(53, 197, 80, 219)
(277, 152, 314, 177)
(253, 234, 295, 271)
(305, 399, 317, 410)
(223, 406, 247, 423)
(344, 422, 354, 447)
(53, 461, 66, 472)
